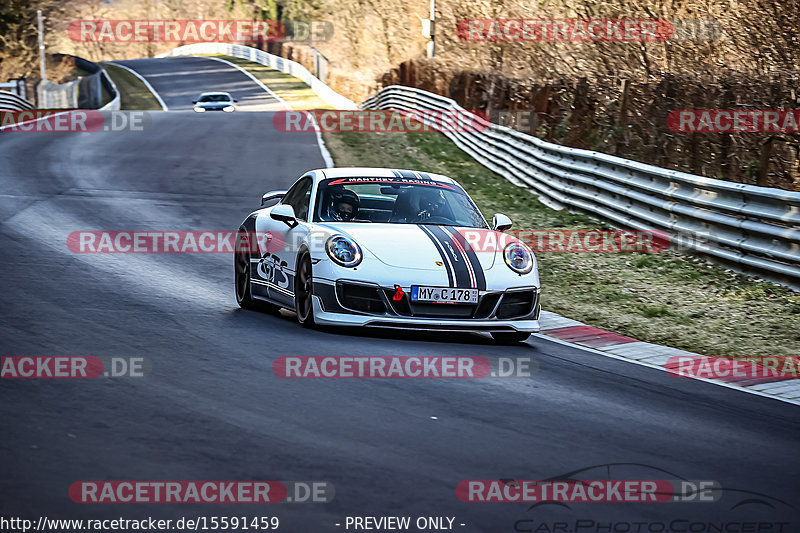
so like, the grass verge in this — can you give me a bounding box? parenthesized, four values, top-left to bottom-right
(322, 130, 800, 360)
(101, 63, 162, 110)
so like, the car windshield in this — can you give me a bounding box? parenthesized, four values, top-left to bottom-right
(199, 94, 231, 102)
(313, 176, 488, 228)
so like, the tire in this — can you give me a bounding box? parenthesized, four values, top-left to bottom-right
(234, 232, 256, 309)
(491, 332, 531, 344)
(294, 251, 315, 328)
(235, 231, 280, 313)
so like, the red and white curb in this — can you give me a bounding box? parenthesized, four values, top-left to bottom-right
(535, 311, 800, 407)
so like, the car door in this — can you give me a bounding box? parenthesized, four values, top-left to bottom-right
(255, 176, 313, 305)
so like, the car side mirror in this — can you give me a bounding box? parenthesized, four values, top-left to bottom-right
(492, 213, 513, 231)
(192, 100, 197, 104)
(261, 190, 287, 206)
(270, 203, 298, 228)
(233, 99, 238, 103)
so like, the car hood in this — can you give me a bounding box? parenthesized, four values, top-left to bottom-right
(196, 101, 232, 108)
(320, 223, 498, 271)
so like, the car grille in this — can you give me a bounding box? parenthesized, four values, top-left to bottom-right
(339, 283, 536, 320)
(337, 282, 386, 314)
(496, 290, 536, 319)
(473, 293, 501, 319)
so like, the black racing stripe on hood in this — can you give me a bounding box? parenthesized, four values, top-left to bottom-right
(425, 225, 473, 288)
(444, 226, 487, 291)
(417, 225, 454, 287)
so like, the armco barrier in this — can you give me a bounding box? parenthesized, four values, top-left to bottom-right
(37, 78, 79, 109)
(362, 86, 800, 284)
(74, 56, 120, 111)
(0, 90, 34, 112)
(99, 69, 120, 111)
(156, 43, 357, 110)
(35, 55, 119, 111)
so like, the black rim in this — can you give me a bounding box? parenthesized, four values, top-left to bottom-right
(235, 237, 249, 303)
(297, 256, 313, 321)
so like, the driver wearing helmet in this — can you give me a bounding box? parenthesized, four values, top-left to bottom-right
(327, 189, 360, 221)
(415, 188, 446, 220)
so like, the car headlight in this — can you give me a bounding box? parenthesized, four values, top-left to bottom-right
(194, 106, 205, 113)
(325, 235, 362, 268)
(223, 105, 235, 112)
(503, 241, 534, 274)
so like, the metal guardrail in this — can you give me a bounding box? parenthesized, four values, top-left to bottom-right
(37, 78, 79, 109)
(362, 85, 800, 283)
(157, 43, 357, 110)
(99, 70, 120, 111)
(0, 90, 34, 112)
(35, 55, 120, 111)
(0, 80, 27, 100)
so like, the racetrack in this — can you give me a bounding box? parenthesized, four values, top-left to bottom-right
(1, 56, 797, 530)
(115, 56, 286, 111)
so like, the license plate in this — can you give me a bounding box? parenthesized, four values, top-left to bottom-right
(411, 286, 478, 304)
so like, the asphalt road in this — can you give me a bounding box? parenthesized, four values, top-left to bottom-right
(1, 56, 797, 532)
(115, 56, 285, 111)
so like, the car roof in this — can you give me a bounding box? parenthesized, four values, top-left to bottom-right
(313, 167, 457, 184)
(198, 92, 232, 97)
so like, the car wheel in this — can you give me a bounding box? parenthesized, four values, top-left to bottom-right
(295, 251, 315, 328)
(491, 332, 531, 344)
(234, 233, 256, 309)
(235, 231, 279, 313)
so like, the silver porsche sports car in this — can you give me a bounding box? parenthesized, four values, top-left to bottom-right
(192, 92, 237, 112)
(235, 168, 540, 343)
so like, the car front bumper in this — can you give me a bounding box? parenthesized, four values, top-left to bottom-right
(312, 298, 540, 332)
(311, 279, 540, 333)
